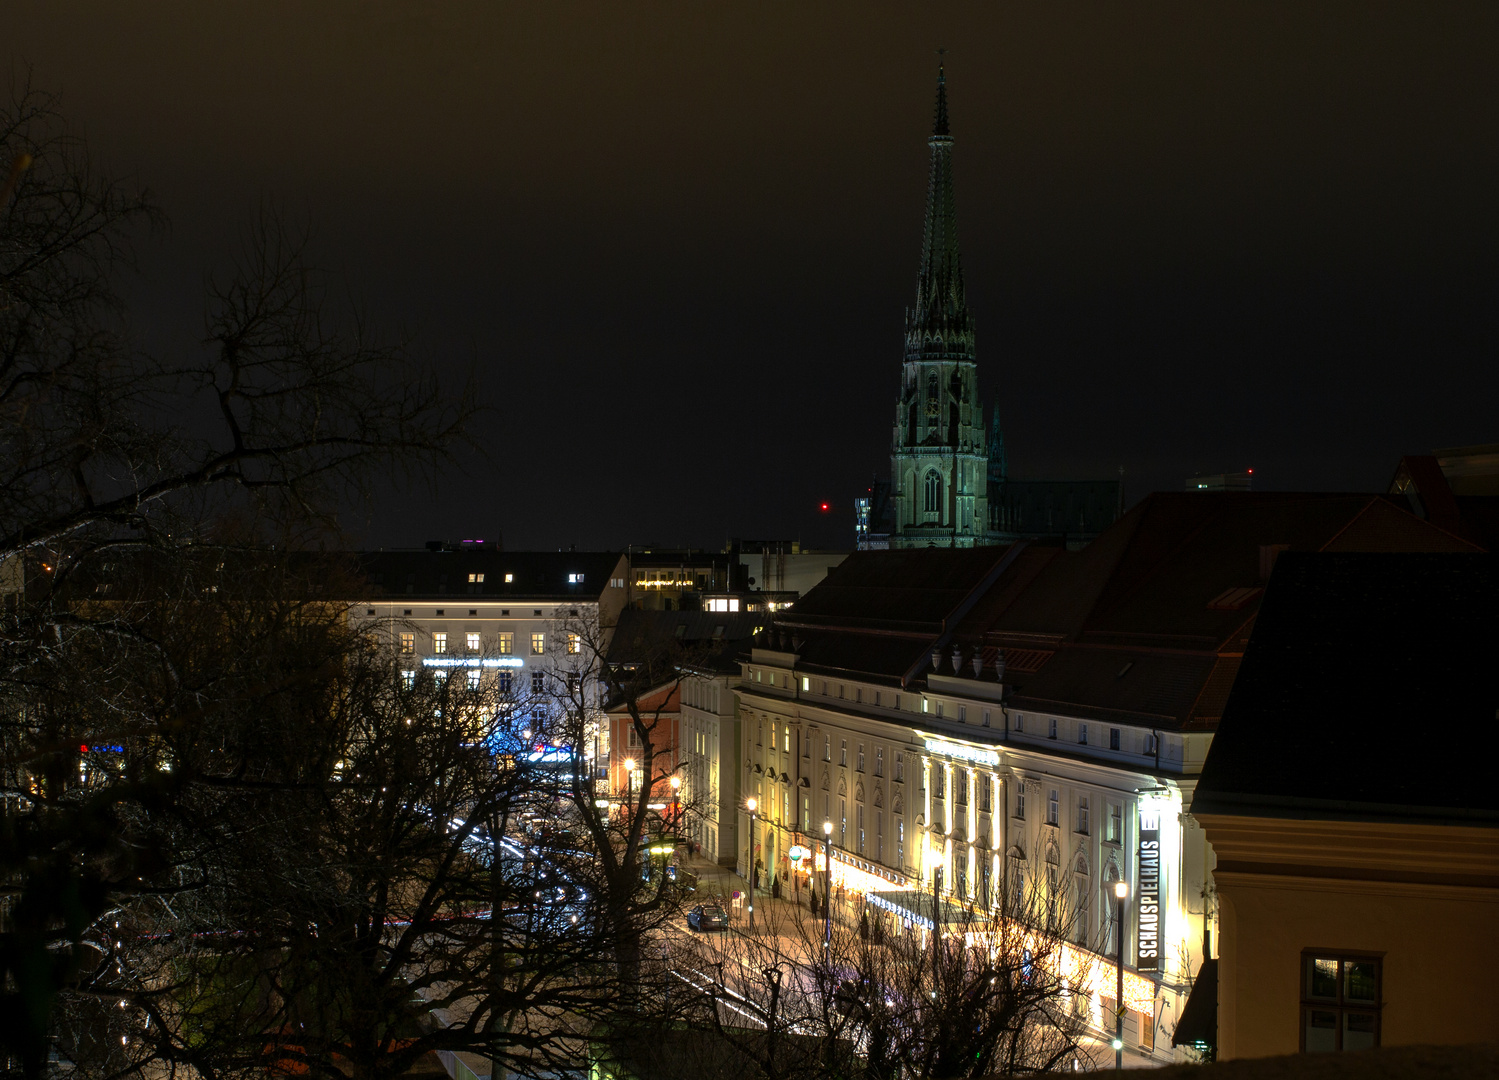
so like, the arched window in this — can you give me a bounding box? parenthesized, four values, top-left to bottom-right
(924, 469, 942, 514)
(1103, 860, 1122, 955)
(1074, 853, 1091, 946)
(1045, 842, 1061, 930)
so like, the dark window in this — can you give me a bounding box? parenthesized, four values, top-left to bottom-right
(924, 470, 942, 514)
(1302, 954, 1381, 1053)
(1109, 727, 1121, 750)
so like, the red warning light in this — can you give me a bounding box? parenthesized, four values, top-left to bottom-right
(819, 502, 830, 512)
(1247, 468, 1254, 474)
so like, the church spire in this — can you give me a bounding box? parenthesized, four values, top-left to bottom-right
(908, 60, 971, 355)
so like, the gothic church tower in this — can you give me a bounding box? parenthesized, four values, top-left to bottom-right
(888, 65, 989, 548)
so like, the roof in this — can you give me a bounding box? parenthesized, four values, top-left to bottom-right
(768, 492, 1483, 734)
(605, 608, 761, 674)
(354, 550, 623, 602)
(1192, 552, 1499, 826)
(989, 492, 1482, 730)
(788, 547, 1014, 632)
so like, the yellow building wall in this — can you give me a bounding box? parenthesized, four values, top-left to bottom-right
(1218, 874, 1499, 1060)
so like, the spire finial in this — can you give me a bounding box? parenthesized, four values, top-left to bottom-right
(932, 49, 950, 138)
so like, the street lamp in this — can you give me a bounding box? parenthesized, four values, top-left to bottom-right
(669, 774, 682, 837)
(745, 797, 758, 930)
(624, 758, 636, 809)
(822, 820, 833, 947)
(1113, 879, 1129, 1071)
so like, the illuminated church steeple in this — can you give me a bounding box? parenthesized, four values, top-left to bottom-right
(888, 63, 989, 548)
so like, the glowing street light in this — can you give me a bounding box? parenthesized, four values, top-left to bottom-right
(745, 797, 758, 931)
(827, 816, 839, 948)
(1114, 879, 1129, 1070)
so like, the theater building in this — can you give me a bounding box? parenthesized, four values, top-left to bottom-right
(736, 491, 1480, 1063)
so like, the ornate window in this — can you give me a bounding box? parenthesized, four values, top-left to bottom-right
(1073, 853, 1090, 945)
(924, 469, 942, 514)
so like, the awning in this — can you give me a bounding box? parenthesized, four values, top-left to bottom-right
(1171, 958, 1217, 1052)
(865, 890, 978, 932)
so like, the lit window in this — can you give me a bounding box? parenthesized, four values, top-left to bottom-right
(399, 632, 415, 654)
(567, 633, 580, 655)
(568, 573, 585, 584)
(504, 573, 514, 583)
(468, 572, 485, 583)
(400, 670, 415, 689)
(433, 633, 447, 655)
(801, 676, 810, 692)
(498, 632, 513, 654)
(531, 633, 545, 655)
(1302, 955, 1381, 1052)
(466, 632, 480, 651)
(467, 669, 481, 690)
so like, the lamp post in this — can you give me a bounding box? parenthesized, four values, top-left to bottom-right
(669, 774, 682, 838)
(1114, 879, 1129, 1071)
(624, 758, 636, 805)
(822, 820, 833, 947)
(746, 797, 758, 931)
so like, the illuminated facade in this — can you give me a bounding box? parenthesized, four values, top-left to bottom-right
(736, 493, 1479, 1062)
(885, 66, 989, 550)
(349, 548, 629, 778)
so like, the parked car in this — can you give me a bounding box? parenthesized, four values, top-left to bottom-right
(687, 903, 729, 931)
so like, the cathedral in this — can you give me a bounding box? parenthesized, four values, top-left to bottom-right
(856, 66, 1121, 551)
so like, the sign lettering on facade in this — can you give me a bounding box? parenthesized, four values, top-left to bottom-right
(922, 737, 999, 767)
(1136, 805, 1161, 972)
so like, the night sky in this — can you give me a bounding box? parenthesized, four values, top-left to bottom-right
(7, 3, 1497, 551)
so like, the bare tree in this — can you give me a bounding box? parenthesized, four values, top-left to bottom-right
(0, 79, 472, 1080)
(660, 848, 1095, 1079)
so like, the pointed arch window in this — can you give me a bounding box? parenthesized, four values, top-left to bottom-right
(924, 470, 942, 514)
